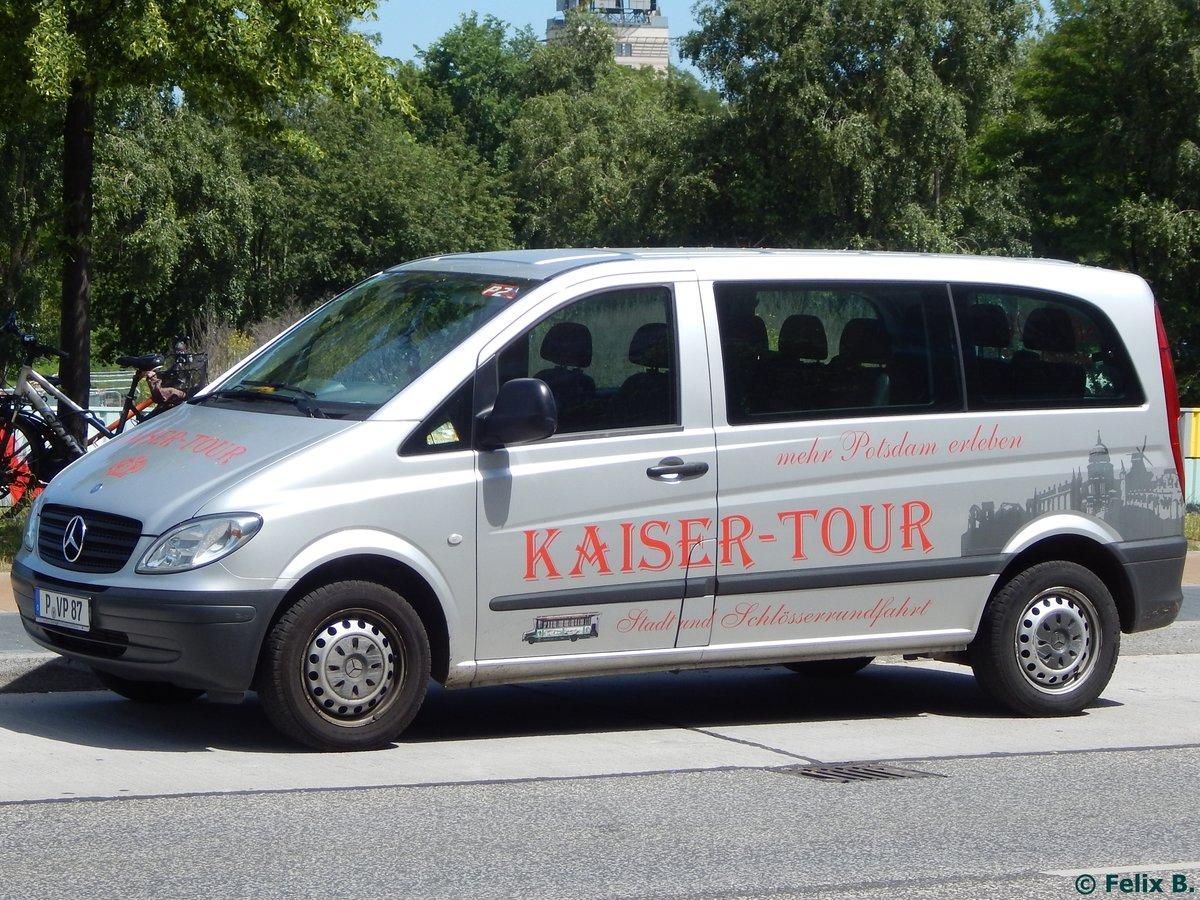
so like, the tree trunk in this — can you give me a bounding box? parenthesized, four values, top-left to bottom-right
(60, 77, 93, 443)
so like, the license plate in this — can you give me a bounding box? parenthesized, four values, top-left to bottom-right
(34, 588, 91, 632)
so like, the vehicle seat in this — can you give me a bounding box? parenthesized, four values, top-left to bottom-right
(721, 314, 769, 417)
(766, 314, 828, 412)
(612, 322, 674, 427)
(828, 318, 891, 408)
(1015, 306, 1085, 399)
(533, 322, 595, 430)
(961, 304, 1012, 402)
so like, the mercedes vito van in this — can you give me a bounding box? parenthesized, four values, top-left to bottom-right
(12, 249, 1186, 750)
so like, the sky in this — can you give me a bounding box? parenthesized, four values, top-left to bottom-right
(361, 0, 702, 69)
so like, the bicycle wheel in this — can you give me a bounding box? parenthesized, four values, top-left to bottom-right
(0, 417, 47, 514)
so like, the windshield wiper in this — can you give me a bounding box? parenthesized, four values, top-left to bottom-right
(203, 383, 327, 418)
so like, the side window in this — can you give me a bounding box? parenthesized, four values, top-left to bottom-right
(953, 287, 1144, 409)
(500, 286, 678, 434)
(716, 281, 960, 424)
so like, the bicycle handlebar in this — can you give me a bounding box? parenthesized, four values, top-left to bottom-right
(4, 311, 68, 362)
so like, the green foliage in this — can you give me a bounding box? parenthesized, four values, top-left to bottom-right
(242, 92, 513, 317)
(92, 89, 255, 358)
(682, 0, 1036, 251)
(418, 14, 538, 159)
(0, 0, 399, 422)
(0, 93, 61, 324)
(6, 0, 1200, 400)
(0, 509, 26, 567)
(504, 65, 719, 247)
(1186, 510, 1200, 547)
(1, 0, 396, 113)
(997, 0, 1200, 400)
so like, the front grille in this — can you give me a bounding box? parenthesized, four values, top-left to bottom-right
(38, 504, 143, 573)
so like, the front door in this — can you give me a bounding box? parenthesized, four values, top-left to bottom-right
(474, 280, 718, 664)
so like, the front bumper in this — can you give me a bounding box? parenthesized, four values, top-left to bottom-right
(11, 559, 286, 694)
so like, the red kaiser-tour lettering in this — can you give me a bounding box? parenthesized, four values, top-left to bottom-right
(521, 500, 935, 581)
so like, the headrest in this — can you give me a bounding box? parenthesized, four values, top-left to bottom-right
(838, 318, 891, 365)
(963, 304, 1011, 350)
(628, 322, 672, 370)
(724, 315, 768, 356)
(540, 322, 592, 368)
(779, 314, 827, 361)
(1023, 307, 1076, 353)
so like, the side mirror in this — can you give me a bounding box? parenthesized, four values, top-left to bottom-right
(478, 378, 558, 450)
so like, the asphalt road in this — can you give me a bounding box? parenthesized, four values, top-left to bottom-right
(0, 657, 1196, 899)
(0, 588, 1196, 899)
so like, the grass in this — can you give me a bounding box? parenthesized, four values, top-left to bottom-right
(0, 511, 26, 568)
(1187, 512, 1200, 550)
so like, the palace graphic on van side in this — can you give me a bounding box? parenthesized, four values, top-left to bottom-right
(961, 434, 1183, 556)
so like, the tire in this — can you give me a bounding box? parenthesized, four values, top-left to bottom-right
(258, 581, 430, 752)
(969, 561, 1120, 716)
(0, 417, 47, 513)
(92, 669, 204, 703)
(784, 656, 874, 677)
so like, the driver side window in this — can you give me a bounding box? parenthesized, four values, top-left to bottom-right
(499, 287, 678, 434)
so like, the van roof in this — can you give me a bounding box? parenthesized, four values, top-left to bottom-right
(393, 247, 1092, 285)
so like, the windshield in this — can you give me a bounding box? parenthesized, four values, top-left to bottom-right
(208, 270, 534, 418)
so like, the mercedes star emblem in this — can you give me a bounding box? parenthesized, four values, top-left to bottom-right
(62, 515, 87, 563)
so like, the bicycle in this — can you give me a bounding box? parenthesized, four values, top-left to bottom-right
(0, 313, 207, 512)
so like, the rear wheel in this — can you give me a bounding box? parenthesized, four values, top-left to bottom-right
(259, 580, 430, 752)
(969, 561, 1119, 715)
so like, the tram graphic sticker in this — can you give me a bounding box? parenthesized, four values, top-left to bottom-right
(962, 434, 1183, 555)
(523, 612, 601, 644)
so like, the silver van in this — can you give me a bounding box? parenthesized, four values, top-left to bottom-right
(12, 249, 1187, 750)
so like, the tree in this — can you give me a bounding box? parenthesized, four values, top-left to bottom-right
(500, 12, 722, 247)
(994, 0, 1200, 398)
(0, 0, 393, 434)
(91, 88, 255, 358)
(0, 91, 60, 327)
(419, 14, 539, 161)
(504, 67, 720, 247)
(241, 92, 514, 316)
(681, 0, 1036, 251)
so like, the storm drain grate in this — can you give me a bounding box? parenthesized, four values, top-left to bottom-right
(774, 763, 945, 784)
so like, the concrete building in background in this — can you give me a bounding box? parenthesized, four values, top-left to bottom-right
(548, 1, 670, 72)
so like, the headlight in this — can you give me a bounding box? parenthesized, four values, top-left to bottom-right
(22, 493, 45, 552)
(137, 514, 262, 573)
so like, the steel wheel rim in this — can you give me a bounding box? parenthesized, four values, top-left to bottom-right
(1014, 586, 1099, 694)
(303, 611, 403, 726)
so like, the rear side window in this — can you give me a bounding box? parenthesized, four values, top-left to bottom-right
(715, 281, 961, 425)
(953, 286, 1143, 409)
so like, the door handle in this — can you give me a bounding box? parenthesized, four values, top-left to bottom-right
(647, 457, 710, 481)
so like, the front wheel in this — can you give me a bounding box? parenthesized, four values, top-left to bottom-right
(969, 561, 1120, 716)
(258, 581, 431, 751)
